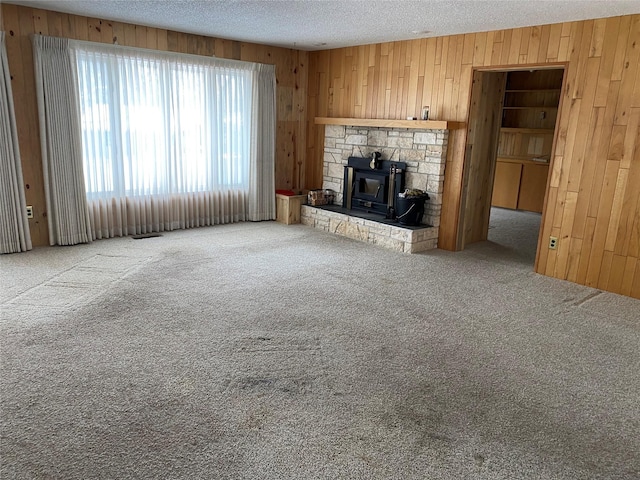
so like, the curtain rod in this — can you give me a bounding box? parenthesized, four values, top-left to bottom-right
(30, 33, 276, 70)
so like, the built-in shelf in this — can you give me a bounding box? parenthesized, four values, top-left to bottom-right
(505, 89, 561, 93)
(502, 106, 558, 110)
(497, 156, 550, 165)
(492, 69, 563, 213)
(314, 117, 462, 130)
(500, 127, 555, 134)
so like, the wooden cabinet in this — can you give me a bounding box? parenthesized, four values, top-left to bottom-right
(492, 159, 549, 213)
(491, 70, 562, 213)
(518, 163, 549, 212)
(491, 161, 521, 209)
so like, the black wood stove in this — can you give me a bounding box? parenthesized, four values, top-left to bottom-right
(342, 154, 406, 218)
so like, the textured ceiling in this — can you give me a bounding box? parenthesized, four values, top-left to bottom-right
(6, 0, 640, 50)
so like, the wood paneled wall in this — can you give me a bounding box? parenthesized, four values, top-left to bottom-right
(461, 71, 506, 247)
(307, 15, 640, 298)
(0, 3, 308, 247)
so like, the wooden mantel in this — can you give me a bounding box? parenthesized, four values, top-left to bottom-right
(315, 117, 463, 130)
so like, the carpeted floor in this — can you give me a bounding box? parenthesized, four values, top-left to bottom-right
(1, 210, 639, 479)
(487, 207, 542, 266)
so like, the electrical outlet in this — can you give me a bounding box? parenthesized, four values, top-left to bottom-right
(26, 206, 34, 219)
(549, 236, 558, 250)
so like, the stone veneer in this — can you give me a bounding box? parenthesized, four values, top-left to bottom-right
(301, 206, 440, 253)
(301, 124, 449, 253)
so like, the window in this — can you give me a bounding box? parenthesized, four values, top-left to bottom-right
(75, 48, 253, 200)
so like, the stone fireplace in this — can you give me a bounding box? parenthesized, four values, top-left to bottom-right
(302, 119, 451, 253)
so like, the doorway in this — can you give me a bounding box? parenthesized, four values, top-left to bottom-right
(460, 67, 565, 265)
(487, 207, 542, 264)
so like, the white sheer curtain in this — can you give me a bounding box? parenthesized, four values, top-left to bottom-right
(72, 41, 275, 239)
(0, 32, 32, 253)
(32, 35, 92, 246)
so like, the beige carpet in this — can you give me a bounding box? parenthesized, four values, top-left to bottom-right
(1, 211, 639, 479)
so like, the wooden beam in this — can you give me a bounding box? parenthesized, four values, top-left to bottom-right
(314, 117, 463, 130)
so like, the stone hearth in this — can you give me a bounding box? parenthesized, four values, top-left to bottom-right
(301, 204, 439, 253)
(302, 121, 449, 253)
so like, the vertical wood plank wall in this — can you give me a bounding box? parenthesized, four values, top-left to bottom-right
(460, 71, 506, 247)
(307, 15, 640, 299)
(0, 4, 308, 247)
